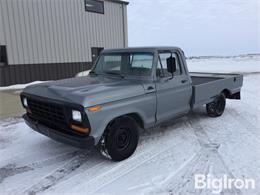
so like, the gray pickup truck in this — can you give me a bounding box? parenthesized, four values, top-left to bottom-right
(21, 47, 243, 161)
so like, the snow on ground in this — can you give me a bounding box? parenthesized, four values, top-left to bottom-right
(76, 70, 91, 77)
(0, 57, 259, 195)
(0, 81, 45, 91)
(187, 54, 260, 73)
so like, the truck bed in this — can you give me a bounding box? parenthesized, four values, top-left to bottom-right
(191, 76, 223, 85)
(190, 72, 243, 108)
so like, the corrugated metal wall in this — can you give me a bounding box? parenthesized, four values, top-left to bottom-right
(0, 0, 127, 65)
(0, 5, 4, 45)
(0, 0, 128, 86)
(0, 62, 92, 85)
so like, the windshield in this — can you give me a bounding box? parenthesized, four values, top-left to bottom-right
(93, 52, 154, 77)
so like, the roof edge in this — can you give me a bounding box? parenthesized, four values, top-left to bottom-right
(105, 0, 129, 5)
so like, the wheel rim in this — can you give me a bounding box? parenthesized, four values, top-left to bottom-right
(115, 128, 131, 151)
(207, 94, 226, 116)
(208, 103, 216, 113)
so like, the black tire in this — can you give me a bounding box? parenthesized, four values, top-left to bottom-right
(99, 116, 139, 161)
(206, 93, 226, 117)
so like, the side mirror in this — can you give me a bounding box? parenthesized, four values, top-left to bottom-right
(166, 57, 176, 75)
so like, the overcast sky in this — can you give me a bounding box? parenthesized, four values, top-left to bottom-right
(127, 0, 260, 56)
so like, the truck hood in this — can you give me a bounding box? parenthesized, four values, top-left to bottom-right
(23, 76, 146, 107)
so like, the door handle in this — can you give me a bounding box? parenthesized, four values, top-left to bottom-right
(181, 79, 188, 84)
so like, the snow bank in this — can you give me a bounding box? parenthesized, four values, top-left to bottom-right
(0, 81, 45, 91)
(75, 70, 91, 77)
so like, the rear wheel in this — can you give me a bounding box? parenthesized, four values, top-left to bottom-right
(206, 93, 226, 117)
(99, 116, 139, 161)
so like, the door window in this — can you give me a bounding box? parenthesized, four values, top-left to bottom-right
(157, 52, 181, 77)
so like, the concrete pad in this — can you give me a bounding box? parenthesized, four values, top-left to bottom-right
(0, 90, 25, 119)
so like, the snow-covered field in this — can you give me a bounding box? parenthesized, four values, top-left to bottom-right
(0, 57, 259, 195)
(187, 54, 260, 74)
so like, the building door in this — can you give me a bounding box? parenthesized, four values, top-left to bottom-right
(0, 46, 8, 65)
(91, 47, 103, 64)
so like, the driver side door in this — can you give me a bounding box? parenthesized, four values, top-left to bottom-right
(155, 51, 192, 123)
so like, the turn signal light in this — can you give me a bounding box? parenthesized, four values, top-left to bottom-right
(71, 125, 89, 134)
(87, 105, 102, 112)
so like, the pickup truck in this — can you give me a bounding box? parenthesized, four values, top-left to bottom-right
(21, 47, 243, 161)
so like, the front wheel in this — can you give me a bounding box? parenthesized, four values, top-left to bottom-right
(206, 93, 226, 117)
(99, 116, 139, 161)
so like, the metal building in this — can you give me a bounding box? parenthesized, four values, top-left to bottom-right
(0, 0, 128, 86)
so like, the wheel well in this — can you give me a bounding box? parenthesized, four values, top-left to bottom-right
(222, 89, 231, 98)
(126, 113, 144, 129)
(106, 113, 144, 130)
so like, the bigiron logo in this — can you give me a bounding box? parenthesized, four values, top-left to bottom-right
(194, 174, 256, 194)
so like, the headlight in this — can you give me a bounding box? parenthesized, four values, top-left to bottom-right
(72, 110, 82, 122)
(23, 98, 28, 107)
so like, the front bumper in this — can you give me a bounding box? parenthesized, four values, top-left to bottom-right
(23, 114, 95, 148)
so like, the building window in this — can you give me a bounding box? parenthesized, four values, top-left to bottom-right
(0, 46, 8, 65)
(85, 0, 104, 14)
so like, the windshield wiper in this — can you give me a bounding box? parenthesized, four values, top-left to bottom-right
(104, 71, 125, 78)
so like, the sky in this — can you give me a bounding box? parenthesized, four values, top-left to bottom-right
(127, 0, 260, 56)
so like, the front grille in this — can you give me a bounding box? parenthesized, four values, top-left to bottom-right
(28, 98, 66, 125)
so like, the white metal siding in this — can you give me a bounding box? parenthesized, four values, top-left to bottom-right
(0, 2, 5, 45)
(0, 0, 127, 65)
(122, 4, 128, 47)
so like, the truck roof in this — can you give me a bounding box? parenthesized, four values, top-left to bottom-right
(102, 47, 182, 53)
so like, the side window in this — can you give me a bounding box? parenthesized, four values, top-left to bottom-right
(157, 52, 181, 77)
